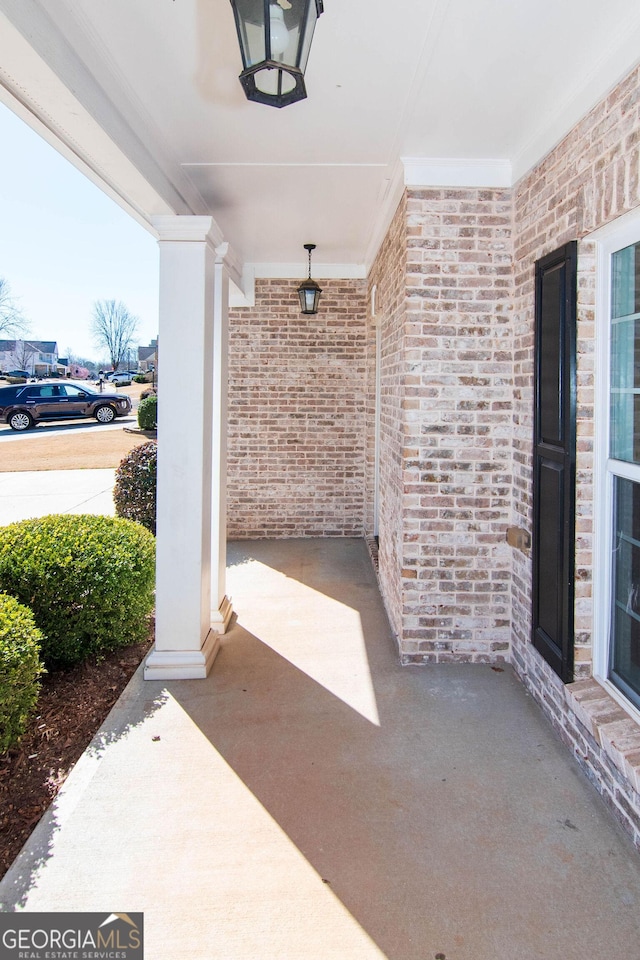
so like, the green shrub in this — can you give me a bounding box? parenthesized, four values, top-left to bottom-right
(0, 593, 45, 753)
(114, 442, 157, 535)
(137, 394, 157, 430)
(0, 515, 156, 670)
(133, 374, 146, 383)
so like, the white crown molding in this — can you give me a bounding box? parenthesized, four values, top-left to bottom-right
(401, 157, 512, 188)
(251, 262, 367, 280)
(363, 159, 406, 274)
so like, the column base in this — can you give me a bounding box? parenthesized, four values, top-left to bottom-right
(211, 594, 233, 634)
(143, 629, 221, 681)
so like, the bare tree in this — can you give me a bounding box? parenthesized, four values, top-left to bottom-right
(10, 340, 37, 374)
(65, 346, 98, 375)
(0, 278, 29, 337)
(91, 300, 139, 371)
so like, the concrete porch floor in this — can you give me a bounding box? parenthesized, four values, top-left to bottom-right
(2, 538, 640, 959)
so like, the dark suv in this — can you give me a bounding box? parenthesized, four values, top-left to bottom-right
(0, 382, 132, 431)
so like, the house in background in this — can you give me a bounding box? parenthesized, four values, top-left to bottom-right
(137, 338, 157, 374)
(0, 339, 58, 375)
(58, 357, 90, 379)
(4, 1, 640, 849)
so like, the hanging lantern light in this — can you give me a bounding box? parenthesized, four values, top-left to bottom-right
(229, 0, 324, 108)
(298, 244, 322, 314)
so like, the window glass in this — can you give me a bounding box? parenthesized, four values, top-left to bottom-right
(610, 476, 640, 708)
(611, 243, 640, 319)
(610, 242, 640, 462)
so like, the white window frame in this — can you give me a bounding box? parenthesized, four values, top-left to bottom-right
(593, 206, 640, 726)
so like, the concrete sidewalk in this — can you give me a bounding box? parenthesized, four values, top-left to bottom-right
(0, 469, 115, 524)
(1, 538, 640, 959)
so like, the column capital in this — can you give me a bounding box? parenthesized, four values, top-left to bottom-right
(151, 214, 224, 247)
(215, 241, 230, 264)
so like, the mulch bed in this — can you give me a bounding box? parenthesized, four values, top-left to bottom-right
(0, 632, 153, 881)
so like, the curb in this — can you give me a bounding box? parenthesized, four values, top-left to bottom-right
(123, 427, 157, 438)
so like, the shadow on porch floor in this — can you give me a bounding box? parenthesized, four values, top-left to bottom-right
(1, 538, 640, 959)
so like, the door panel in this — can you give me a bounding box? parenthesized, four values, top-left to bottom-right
(59, 385, 91, 416)
(532, 241, 577, 682)
(31, 385, 65, 420)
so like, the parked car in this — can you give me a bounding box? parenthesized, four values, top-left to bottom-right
(107, 372, 134, 385)
(0, 382, 132, 431)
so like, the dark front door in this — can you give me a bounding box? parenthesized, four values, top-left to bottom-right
(532, 241, 577, 682)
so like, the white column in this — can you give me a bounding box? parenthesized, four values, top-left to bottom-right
(144, 215, 221, 680)
(211, 242, 233, 633)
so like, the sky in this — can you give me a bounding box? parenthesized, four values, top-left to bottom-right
(0, 101, 159, 363)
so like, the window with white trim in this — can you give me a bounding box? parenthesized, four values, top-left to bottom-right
(595, 211, 640, 718)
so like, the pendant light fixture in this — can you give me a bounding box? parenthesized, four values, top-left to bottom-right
(298, 244, 322, 314)
(229, 0, 324, 108)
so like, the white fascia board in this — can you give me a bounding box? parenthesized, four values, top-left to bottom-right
(402, 157, 513, 188)
(0, 1, 206, 219)
(0, 83, 163, 236)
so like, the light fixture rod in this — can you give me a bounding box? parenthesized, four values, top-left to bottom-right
(304, 242, 316, 278)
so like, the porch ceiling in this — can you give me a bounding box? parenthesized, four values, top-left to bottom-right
(0, 0, 639, 278)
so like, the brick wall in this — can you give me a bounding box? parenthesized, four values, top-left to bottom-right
(401, 187, 514, 663)
(510, 63, 640, 842)
(367, 188, 514, 661)
(367, 196, 408, 641)
(227, 278, 368, 538)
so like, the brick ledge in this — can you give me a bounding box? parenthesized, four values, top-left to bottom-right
(566, 679, 640, 793)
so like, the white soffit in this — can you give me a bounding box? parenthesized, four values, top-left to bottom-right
(402, 158, 512, 188)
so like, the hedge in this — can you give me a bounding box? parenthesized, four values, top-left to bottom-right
(137, 394, 157, 430)
(114, 442, 157, 535)
(0, 593, 44, 753)
(0, 515, 156, 669)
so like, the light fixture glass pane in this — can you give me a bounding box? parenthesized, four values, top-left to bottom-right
(253, 66, 297, 96)
(295, 1, 320, 71)
(234, 0, 266, 66)
(610, 476, 640, 709)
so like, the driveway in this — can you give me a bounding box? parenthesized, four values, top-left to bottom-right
(0, 469, 116, 524)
